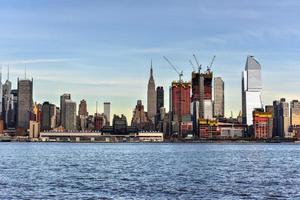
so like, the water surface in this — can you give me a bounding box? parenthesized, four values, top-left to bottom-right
(0, 143, 300, 199)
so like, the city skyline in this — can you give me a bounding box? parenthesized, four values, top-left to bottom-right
(1, 0, 300, 120)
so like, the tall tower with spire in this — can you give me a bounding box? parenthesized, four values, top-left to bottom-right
(147, 60, 156, 125)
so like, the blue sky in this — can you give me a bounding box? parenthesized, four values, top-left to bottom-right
(1, 0, 300, 119)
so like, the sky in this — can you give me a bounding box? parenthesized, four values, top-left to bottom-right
(1, 0, 300, 120)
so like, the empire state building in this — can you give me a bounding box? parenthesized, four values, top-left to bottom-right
(147, 62, 156, 124)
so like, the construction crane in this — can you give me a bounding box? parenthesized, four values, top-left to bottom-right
(189, 59, 196, 72)
(163, 56, 183, 82)
(207, 55, 216, 71)
(193, 54, 202, 73)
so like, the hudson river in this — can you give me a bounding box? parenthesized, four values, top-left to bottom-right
(0, 143, 300, 199)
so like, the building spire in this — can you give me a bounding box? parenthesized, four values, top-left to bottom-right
(150, 59, 154, 80)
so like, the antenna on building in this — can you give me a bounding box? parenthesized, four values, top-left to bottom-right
(25, 64, 27, 79)
(7, 64, 9, 81)
(96, 101, 98, 114)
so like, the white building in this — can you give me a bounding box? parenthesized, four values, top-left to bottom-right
(104, 102, 111, 126)
(204, 100, 213, 120)
(214, 77, 224, 117)
(242, 56, 263, 125)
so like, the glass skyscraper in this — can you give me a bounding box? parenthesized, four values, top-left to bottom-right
(242, 56, 263, 125)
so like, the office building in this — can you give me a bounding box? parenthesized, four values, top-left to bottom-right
(29, 120, 40, 139)
(170, 81, 191, 122)
(60, 93, 71, 128)
(78, 99, 88, 116)
(41, 102, 51, 130)
(17, 78, 33, 130)
(131, 100, 152, 131)
(156, 86, 164, 127)
(156, 86, 164, 113)
(290, 100, 300, 126)
(214, 77, 224, 117)
(273, 98, 290, 138)
(253, 109, 273, 139)
(242, 56, 263, 125)
(2, 70, 12, 127)
(65, 100, 76, 130)
(147, 62, 156, 123)
(104, 102, 111, 126)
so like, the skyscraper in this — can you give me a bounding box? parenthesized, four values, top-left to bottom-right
(78, 99, 88, 116)
(60, 93, 71, 128)
(170, 82, 191, 122)
(280, 98, 290, 137)
(242, 56, 263, 125)
(191, 70, 204, 134)
(273, 98, 290, 138)
(131, 100, 152, 131)
(41, 102, 56, 131)
(104, 102, 111, 126)
(156, 86, 164, 113)
(41, 102, 51, 130)
(214, 77, 224, 117)
(17, 78, 33, 130)
(147, 62, 156, 123)
(65, 99, 76, 130)
(156, 86, 164, 127)
(290, 100, 300, 126)
(9, 89, 18, 128)
(273, 100, 280, 137)
(2, 69, 12, 127)
(253, 108, 273, 139)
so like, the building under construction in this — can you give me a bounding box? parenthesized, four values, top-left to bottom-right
(169, 81, 192, 136)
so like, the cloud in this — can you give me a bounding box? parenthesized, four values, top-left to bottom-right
(0, 58, 76, 65)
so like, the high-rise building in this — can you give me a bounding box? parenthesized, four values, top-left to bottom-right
(94, 113, 105, 131)
(104, 102, 111, 126)
(273, 98, 290, 138)
(191, 70, 204, 135)
(33, 103, 41, 122)
(60, 93, 71, 128)
(78, 99, 88, 116)
(214, 77, 224, 117)
(204, 100, 213, 119)
(253, 108, 273, 139)
(2, 68, 12, 127)
(131, 100, 152, 131)
(9, 89, 18, 128)
(56, 107, 60, 127)
(265, 105, 273, 137)
(65, 100, 76, 130)
(41, 102, 51, 130)
(280, 99, 290, 137)
(273, 100, 280, 137)
(156, 86, 164, 127)
(41, 102, 56, 131)
(156, 87, 164, 113)
(170, 81, 191, 122)
(290, 100, 300, 126)
(17, 78, 33, 130)
(242, 56, 263, 125)
(29, 121, 40, 139)
(50, 104, 56, 129)
(147, 62, 156, 123)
